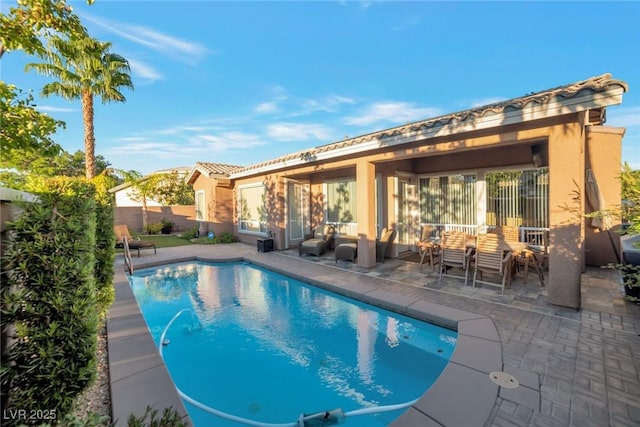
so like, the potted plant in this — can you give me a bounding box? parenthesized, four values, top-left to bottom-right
(160, 218, 175, 234)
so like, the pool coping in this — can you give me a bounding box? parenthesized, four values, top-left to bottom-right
(108, 255, 517, 426)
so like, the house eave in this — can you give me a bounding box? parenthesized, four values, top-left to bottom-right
(230, 86, 625, 180)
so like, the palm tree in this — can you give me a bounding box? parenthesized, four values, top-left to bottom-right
(26, 35, 133, 179)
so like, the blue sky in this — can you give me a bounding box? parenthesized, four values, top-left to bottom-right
(3, 1, 640, 175)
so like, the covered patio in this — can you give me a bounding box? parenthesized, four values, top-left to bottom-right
(191, 74, 629, 311)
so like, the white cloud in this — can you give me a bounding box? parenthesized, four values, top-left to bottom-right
(82, 13, 209, 65)
(196, 132, 267, 149)
(255, 102, 279, 114)
(470, 97, 508, 108)
(391, 15, 422, 32)
(156, 125, 211, 135)
(299, 95, 355, 115)
(607, 106, 640, 127)
(128, 58, 164, 83)
(267, 123, 333, 141)
(344, 102, 442, 126)
(37, 105, 76, 113)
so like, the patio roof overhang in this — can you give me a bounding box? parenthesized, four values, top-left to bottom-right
(230, 74, 627, 180)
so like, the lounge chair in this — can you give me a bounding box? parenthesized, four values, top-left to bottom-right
(114, 224, 157, 257)
(299, 224, 335, 257)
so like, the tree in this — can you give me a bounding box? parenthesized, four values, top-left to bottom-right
(148, 171, 195, 206)
(116, 170, 166, 231)
(0, 0, 91, 59)
(621, 162, 640, 235)
(0, 81, 65, 168)
(25, 35, 133, 179)
(0, 145, 113, 190)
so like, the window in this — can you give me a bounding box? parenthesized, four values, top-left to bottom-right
(238, 183, 267, 234)
(419, 174, 477, 234)
(486, 168, 548, 229)
(325, 179, 357, 234)
(195, 190, 205, 221)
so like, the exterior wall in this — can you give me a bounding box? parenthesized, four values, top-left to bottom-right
(584, 126, 624, 266)
(114, 206, 196, 233)
(233, 176, 267, 249)
(191, 174, 234, 237)
(195, 106, 625, 303)
(113, 187, 162, 207)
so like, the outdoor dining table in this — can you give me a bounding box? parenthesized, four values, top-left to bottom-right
(465, 237, 545, 286)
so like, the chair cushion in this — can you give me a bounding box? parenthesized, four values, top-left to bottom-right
(301, 239, 323, 248)
(380, 229, 394, 242)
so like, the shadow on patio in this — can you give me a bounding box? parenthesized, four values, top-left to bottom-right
(281, 248, 640, 321)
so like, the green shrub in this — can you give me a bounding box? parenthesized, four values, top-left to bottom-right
(145, 222, 163, 234)
(191, 231, 237, 245)
(216, 231, 237, 244)
(92, 175, 116, 317)
(127, 406, 188, 427)
(180, 225, 199, 240)
(1, 177, 98, 424)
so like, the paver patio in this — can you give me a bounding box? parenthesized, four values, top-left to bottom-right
(109, 243, 640, 426)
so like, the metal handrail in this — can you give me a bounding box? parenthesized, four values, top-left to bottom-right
(123, 237, 133, 274)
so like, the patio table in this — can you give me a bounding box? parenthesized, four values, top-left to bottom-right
(465, 239, 545, 287)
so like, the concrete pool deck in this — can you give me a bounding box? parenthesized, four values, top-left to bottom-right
(108, 243, 640, 426)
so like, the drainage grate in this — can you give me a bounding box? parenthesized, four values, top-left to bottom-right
(489, 371, 519, 389)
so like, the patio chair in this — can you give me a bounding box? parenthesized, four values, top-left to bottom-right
(438, 231, 473, 285)
(493, 225, 519, 242)
(114, 224, 157, 257)
(417, 225, 440, 272)
(376, 227, 396, 262)
(299, 224, 335, 257)
(472, 233, 512, 294)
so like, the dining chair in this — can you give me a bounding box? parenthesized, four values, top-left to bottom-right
(417, 225, 440, 272)
(494, 225, 519, 242)
(438, 231, 473, 285)
(472, 233, 512, 294)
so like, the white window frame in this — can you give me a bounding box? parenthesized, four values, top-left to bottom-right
(323, 177, 358, 236)
(195, 190, 206, 221)
(237, 182, 268, 236)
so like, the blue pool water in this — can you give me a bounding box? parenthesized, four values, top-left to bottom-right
(129, 261, 457, 426)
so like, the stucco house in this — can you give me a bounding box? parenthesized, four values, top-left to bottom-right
(188, 74, 628, 309)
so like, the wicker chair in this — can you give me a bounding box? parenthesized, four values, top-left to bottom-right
(376, 228, 396, 262)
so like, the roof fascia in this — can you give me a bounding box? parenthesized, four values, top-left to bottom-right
(230, 86, 624, 179)
(186, 167, 203, 185)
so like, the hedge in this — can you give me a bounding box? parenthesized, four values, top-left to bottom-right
(92, 175, 116, 316)
(1, 177, 99, 425)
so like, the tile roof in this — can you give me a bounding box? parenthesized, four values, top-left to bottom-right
(193, 162, 244, 177)
(231, 73, 627, 176)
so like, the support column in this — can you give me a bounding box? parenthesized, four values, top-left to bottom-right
(548, 121, 585, 309)
(584, 126, 624, 266)
(356, 160, 377, 267)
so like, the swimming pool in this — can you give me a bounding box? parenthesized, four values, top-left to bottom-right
(129, 261, 457, 426)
